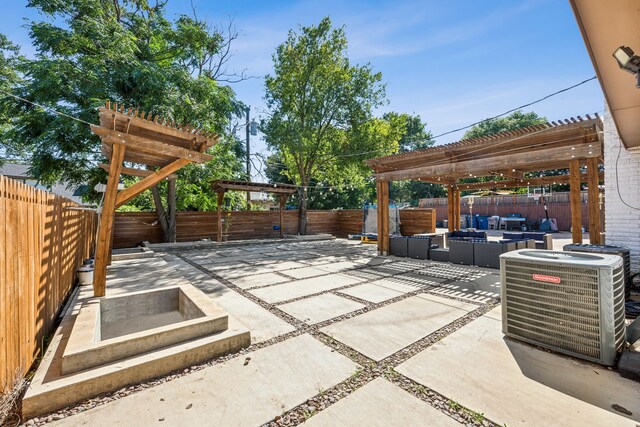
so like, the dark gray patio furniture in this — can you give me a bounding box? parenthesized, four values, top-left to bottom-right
(429, 247, 449, 262)
(389, 236, 409, 257)
(502, 232, 553, 250)
(408, 236, 431, 260)
(449, 239, 475, 265)
(473, 241, 517, 269)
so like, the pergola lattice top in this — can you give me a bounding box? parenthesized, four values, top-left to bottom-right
(90, 101, 220, 297)
(211, 179, 297, 195)
(366, 114, 603, 183)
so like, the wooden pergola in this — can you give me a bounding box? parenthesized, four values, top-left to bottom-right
(91, 101, 219, 296)
(210, 180, 297, 241)
(366, 115, 604, 255)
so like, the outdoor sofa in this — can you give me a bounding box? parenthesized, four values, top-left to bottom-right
(502, 232, 553, 250)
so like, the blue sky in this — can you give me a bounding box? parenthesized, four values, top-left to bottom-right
(1, 0, 603, 179)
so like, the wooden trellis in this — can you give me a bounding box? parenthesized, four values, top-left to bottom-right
(210, 180, 297, 241)
(90, 101, 218, 297)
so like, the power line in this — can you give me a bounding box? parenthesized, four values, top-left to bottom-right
(0, 89, 98, 127)
(251, 76, 600, 169)
(430, 76, 598, 140)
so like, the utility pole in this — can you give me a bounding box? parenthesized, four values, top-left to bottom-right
(245, 106, 251, 209)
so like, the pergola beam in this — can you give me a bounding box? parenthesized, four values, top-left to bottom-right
(93, 126, 213, 164)
(375, 144, 598, 181)
(115, 159, 190, 208)
(98, 163, 177, 180)
(453, 171, 604, 191)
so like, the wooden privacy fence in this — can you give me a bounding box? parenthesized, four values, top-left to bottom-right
(113, 208, 436, 248)
(0, 177, 97, 393)
(419, 192, 601, 231)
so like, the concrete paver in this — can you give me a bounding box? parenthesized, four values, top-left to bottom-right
(228, 272, 289, 289)
(396, 307, 640, 426)
(429, 273, 501, 303)
(282, 266, 330, 279)
(54, 335, 358, 427)
(321, 294, 476, 361)
(278, 293, 365, 324)
(302, 378, 460, 426)
(339, 277, 419, 303)
(249, 273, 364, 304)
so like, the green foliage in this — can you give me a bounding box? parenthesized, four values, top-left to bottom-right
(0, 33, 23, 161)
(262, 17, 401, 232)
(3, 0, 245, 209)
(462, 110, 547, 140)
(383, 112, 433, 152)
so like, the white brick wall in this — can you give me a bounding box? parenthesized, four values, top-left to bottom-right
(603, 108, 640, 271)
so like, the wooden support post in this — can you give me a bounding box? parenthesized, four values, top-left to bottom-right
(380, 180, 390, 255)
(376, 180, 390, 255)
(279, 196, 287, 239)
(93, 143, 126, 297)
(447, 186, 454, 232)
(587, 157, 601, 244)
(569, 159, 583, 244)
(216, 191, 225, 242)
(167, 177, 176, 243)
(377, 180, 384, 254)
(453, 186, 460, 230)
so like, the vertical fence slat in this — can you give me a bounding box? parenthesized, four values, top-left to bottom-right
(0, 177, 97, 393)
(0, 176, 6, 390)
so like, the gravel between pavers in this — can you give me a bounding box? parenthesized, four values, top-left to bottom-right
(24, 244, 501, 426)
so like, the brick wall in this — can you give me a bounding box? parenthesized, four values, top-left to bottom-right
(603, 107, 640, 270)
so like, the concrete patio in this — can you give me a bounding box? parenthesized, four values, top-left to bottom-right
(28, 238, 639, 426)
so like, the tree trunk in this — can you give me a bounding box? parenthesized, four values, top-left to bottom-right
(167, 177, 177, 243)
(150, 185, 170, 242)
(298, 187, 308, 235)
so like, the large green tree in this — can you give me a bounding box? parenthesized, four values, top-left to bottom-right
(2, 0, 246, 218)
(462, 110, 547, 140)
(262, 17, 400, 233)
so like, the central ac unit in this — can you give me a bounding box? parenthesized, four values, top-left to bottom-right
(500, 250, 626, 366)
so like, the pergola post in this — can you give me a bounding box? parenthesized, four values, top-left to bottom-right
(167, 177, 177, 243)
(447, 186, 454, 232)
(93, 143, 126, 297)
(454, 186, 461, 230)
(586, 157, 602, 244)
(279, 195, 287, 238)
(376, 179, 390, 255)
(569, 159, 583, 243)
(216, 190, 225, 242)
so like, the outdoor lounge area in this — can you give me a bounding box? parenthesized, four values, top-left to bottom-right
(19, 237, 640, 425)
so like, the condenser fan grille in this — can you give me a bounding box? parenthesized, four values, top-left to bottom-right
(504, 260, 602, 360)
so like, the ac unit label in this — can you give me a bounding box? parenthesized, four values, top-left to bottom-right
(532, 273, 561, 284)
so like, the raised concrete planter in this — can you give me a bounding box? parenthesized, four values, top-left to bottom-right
(62, 286, 229, 374)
